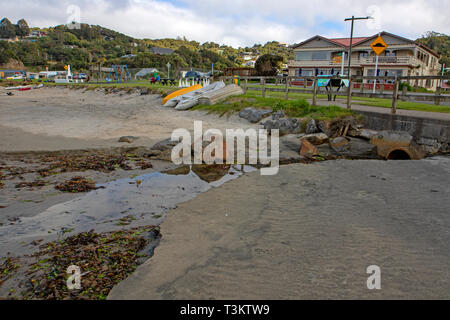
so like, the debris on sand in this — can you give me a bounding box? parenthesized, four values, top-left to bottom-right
(55, 176, 100, 193)
(15, 179, 46, 189)
(0, 258, 21, 285)
(6, 226, 160, 300)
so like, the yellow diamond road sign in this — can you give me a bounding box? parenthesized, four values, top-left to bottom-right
(370, 36, 388, 56)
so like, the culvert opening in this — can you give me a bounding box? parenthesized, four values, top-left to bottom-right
(387, 149, 411, 160)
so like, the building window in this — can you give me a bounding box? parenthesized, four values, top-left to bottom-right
(385, 50, 396, 57)
(359, 51, 369, 59)
(295, 51, 331, 61)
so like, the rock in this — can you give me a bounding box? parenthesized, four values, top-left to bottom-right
(299, 139, 319, 158)
(263, 118, 302, 136)
(151, 138, 179, 151)
(118, 136, 139, 143)
(303, 133, 329, 145)
(348, 128, 378, 140)
(305, 119, 318, 134)
(333, 137, 378, 158)
(140, 88, 150, 95)
(280, 134, 305, 152)
(370, 130, 424, 160)
(272, 110, 286, 120)
(239, 107, 272, 123)
(317, 120, 331, 135)
(330, 137, 350, 152)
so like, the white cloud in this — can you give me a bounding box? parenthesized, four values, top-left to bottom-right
(1, 0, 449, 47)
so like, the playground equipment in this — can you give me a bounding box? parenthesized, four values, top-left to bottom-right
(107, 65, 131, 83)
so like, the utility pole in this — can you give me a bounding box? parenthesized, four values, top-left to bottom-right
(344, 15, 371, 108)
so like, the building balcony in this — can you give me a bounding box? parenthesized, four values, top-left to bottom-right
(288, 56, 421, 68)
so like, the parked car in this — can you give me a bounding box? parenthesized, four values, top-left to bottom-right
(184, 71, 208, 80)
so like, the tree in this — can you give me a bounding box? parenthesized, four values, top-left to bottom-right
(16, 19, 30, 38)
(255, 54, 283, 76)
(416, 31, 450, 67)
(0, 18, 17, 39)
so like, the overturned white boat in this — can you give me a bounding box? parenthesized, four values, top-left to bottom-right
(164, 81, 226, 110)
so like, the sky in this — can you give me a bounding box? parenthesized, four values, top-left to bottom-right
(1, 0, 449, 47)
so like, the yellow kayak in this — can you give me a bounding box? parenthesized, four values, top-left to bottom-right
(162, 84, 203, 105)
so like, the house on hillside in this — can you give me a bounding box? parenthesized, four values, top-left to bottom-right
(151, 47, 174, 55)
(135, 68, 159, 79)
(289, 31, 441, 91)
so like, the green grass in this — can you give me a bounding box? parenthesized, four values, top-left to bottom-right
(351, 96, 450, 113)
(245, 85, 450, 114)
(193, 93, 356, 121)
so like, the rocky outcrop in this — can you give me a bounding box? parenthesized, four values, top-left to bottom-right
(305, 119, 318, 134)
(118, 136, 139, 144)
(239, 108, 273, 123)
(262, 118, 302, 136)
(299, 139, 319, 158)
(303, 133, 329, 145)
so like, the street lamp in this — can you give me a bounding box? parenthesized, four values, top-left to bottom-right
(344, 15, 372, 109)
(344, 16, 372, 78)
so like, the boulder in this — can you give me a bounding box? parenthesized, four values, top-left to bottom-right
(280, 134, 304, 152)
(303, 133, 329, 145)
(299, 139, 319, 158)
(140, 88, 151, 95)
(305, 119, 318, 134)
(348, 128, 378, 140)
(330, 137, 350, 152)
(272, 110, 286, 120)
(239, 108, 273, 123)
(118, 136, 139, 144)
(334, 137, 378, 158)
(262, 118, 302, 136)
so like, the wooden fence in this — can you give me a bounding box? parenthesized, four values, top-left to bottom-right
(219, 75, 450, 114)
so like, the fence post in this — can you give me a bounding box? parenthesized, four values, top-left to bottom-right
(346, 77, 353, 109)
(312, 77, 318, 106)
(244, 77, 248, 93)
(303, 77, 307, 88)
(262, 78, 266, 98)
(380, 83, 384, 94)
(284, 76, 289, 100)
(435, 87, 441, 105)
(392, 77, 399, 114)
(360, 82, 364, 93)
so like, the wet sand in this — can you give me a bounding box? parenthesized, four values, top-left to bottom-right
(0, 86, 257, 152)
(109, 158, 450, 300)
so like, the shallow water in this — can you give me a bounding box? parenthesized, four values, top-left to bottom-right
(0, 165, 256, 256)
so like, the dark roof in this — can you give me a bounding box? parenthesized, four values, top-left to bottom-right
(151, 47, 174, 55)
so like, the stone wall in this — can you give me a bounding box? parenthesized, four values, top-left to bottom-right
(357, 110, 449, 154)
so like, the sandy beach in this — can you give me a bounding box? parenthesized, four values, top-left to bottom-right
(1, 86, 449, 300)
(0, 86, 257, 152)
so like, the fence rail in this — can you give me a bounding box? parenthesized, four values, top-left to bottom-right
(219, 75, 450, 114)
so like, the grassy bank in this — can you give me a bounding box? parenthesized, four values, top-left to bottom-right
(245, 85, 450, 114)
(193, 93, 357, 121)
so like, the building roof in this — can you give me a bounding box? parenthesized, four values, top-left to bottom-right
(291, 31, 440, 58)
(151, 47, 174, 55)
(135, 68, 159, 77)
(327, 37, 370, 47)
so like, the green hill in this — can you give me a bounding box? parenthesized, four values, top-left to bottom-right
(0, 18, 293, 73)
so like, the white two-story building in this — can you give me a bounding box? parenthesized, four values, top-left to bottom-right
(289, 31, 441, 91)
